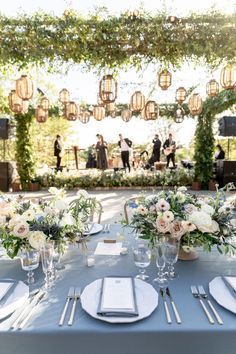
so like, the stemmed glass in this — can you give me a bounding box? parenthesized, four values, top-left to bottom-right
(164, 236, 180, 279)
(153, 242, 168, 286)
(40, 242, 54, 290)
(133, 240, 151, 281)
(20, 249, 40, 284)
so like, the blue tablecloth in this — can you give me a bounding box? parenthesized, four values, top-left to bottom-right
(0, 224, 236, 354)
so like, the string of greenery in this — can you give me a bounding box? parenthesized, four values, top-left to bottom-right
(0, 10, 235, 70)
(194, 89, 236, 185)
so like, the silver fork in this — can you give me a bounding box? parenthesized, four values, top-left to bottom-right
(68, 287, 81, 326)
(59, 287, 74, 326)
(191, 285, 214, 324)
(198, 285, 223, 325)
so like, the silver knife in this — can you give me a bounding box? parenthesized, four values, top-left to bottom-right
(222, 277, 236, 299)
(18, 290, 46, 330)
(0, 281, 19, 308)
(166, 287, 181, 324)
(68, 287, 81, 326)
(160, 288, 172, 324)
(59, 287, 74, 326)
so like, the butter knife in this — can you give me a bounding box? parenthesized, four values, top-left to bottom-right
(166, 287, 181, 324)
(18, 291, 46, 330)
(59, 287, 74, 326)
(222, 276, 236, 299)
(0, 280, 18, 308)
(160, 288, 172, 324)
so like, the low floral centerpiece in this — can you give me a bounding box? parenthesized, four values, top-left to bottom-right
(127, 187, 236, 259)
(0, 187, 98, 258)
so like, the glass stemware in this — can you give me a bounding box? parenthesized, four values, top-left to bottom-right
(20, 249, 40, 284)
(40, 242, 54, 290)
(133, 240, 151, 280)
(164, 236, 180, 279)
(153, 242, 168, 286)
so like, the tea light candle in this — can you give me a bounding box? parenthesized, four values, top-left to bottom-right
(87, 257, 95, 267)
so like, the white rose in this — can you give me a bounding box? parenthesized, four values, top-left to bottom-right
(182, 220, 197, 232)
(0, 215, 6, 226)
(28, 231, 46, 250)
(22, 209, 35, 222)
(156, 217, 170, 233)
(189, 211, 213, 233)
(136, 205, 148, 215)
(156, 199, 170, 212)
(201, 204, 215, 216)
(77, 189, 89, 198)
(210, 220, 220, 233)
(13, 222, 29, 238)
(162, 210, 174, 222)
(176, 192, 186, 203)
(177, 186, 187, 192)
(184, 204, 198, 214)
(170, 220, 185, 240)
(9, 215, 27, 228)
(59, 214, 76, 227)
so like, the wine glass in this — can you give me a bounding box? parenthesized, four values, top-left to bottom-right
(133, 240, 151, 280)
(40, 242, 54, 290)
(164, 236, 180, 279)
(153, 242, 168, 286)
(20, 249, 40, 284)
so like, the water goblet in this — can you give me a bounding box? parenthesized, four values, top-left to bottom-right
(40, 242, 54, 290)
(164, 236, 180, 279)
(133, 240, 151, 281)
(153, 242, 168, 286)
(20, 249, 40, 284)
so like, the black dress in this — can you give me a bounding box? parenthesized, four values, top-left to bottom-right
(96, 142, 108, 170)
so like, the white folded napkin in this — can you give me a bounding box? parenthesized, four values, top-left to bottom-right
(0, 282, 13, 302)
(224, 276, 236, 291)
(94, 242, 123, 256)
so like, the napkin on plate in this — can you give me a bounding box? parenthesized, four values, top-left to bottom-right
(0, 281, 14, 302)
(223, 277, 236, 293)
(97, 277, 139, 317)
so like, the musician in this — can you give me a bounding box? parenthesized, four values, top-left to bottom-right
(152, 134, 161, 162)
(163, 133, 176, 168)
(54, 135, 62, 172)
(118, 134, 132, 172)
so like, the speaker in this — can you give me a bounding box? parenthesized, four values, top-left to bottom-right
(218, 116, 236, 137)
(216, 160, 236, 187)
(0, 162, 13, 192)
(0, 119, 9, 139)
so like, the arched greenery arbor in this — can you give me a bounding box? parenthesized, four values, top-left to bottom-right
(0, 9, 236, 188)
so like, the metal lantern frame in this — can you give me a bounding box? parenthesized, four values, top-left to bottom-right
(99, 75, 118, 103)
(9, 90, 23, 113)
(220, 64, 236, 89)
(16, 75, 34, 100)
(36, 105, 48, 123)
(206, 79, 219, 97)
(121, 109, 132, 122)
(93, 105, 105, 121)
(40, 96, 50, 110)
(59, 88, 70, 104)
(144, 100, 159, 120)
(158, 69, 172, 90)
(188, 93, 203, 116)
(79, 111, 90, 124)
(175, 87, 187, 103)
(65, 101, 78, 121)
(174, 107, 185, 123)
(130, 91, 145, 112)
(106, 102, 116, 118)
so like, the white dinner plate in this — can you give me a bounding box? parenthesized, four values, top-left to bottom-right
(0, 280, 29, 320)
(84, 223, 103, 236)
(209, 276, 236, 313)
(81, 278, 158, 323)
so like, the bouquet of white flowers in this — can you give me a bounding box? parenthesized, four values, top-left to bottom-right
(127, 187, 236, 254)
(0, 188, 97, 258)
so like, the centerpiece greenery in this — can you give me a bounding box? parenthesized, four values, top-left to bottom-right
(126, 187, 236, 255)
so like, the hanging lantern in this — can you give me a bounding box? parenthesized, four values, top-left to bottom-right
(99, 75, 118, 103)
(175, 87, 187, 103)
(144, 101, 159, 120)
(220, 64, 236, 89)
(93, 105, 105, 121)
(8, 90, 23, 113)
(188, 93, 203, 116)
(65, 101, 78, 121)
(158, 69, 172, 90)
(174, 107, 185, 123)
(206, 79, 219, 97)
(36, 105, 48, 123)
(40, 96, 50, 110)
(59, 88, 70, 104)
(97, 93, 105, 106)
(16, 75, 34, 100)
(121, 109, 132, 122)
(130, 91, 145, 112)
(22, 100, 29, 114)
(79, 111, 90, 124)
(106, 102, 116, 118)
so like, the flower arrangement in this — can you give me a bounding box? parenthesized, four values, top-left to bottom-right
(127, 187, 236, 254)
(0, 188, 98, 258)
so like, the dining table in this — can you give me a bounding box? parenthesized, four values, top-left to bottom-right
(0, 224, 236, 354)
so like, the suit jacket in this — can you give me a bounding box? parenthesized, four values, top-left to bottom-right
(163, 139, 176, 149)
(118, 138, 132, 148)
(215, 150, 225, 160)
(54, 139, 62, 156)
(152, 138, 161, 152)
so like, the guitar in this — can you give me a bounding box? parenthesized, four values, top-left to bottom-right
(163, 145, 181, 156)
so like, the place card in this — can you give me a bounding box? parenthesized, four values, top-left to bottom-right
(97, 277, 138, 317)
(94, 242, 123, 256)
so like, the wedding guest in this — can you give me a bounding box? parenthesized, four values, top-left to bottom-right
(54, 135, 62, 172)
(215, 144, 225, 160)
(96, 135, 108, 170)
(152, 134, 162, 162)
(118, 134, 132, 172)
